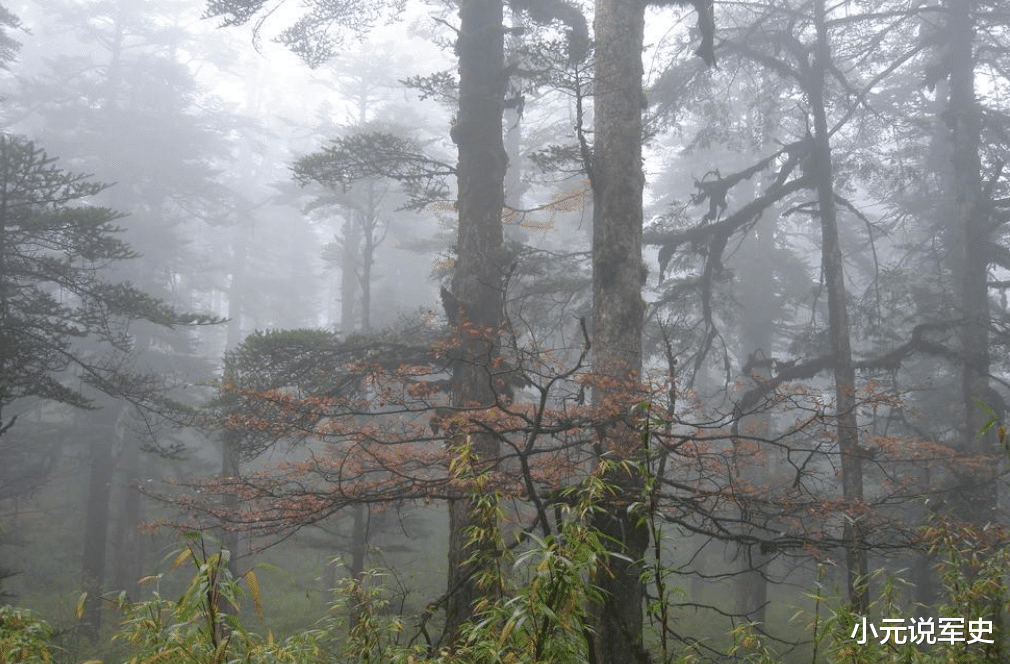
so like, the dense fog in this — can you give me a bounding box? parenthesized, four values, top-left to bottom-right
(0, 1, 1009, 663)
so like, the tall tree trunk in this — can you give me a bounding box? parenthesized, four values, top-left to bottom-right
(221, 199, 251, 578)
(81, 408, 120, 642)
(359, 207, 375, 333)
(79, 30, 127, 624)
(349, 182, 375, 626)
(945, 0, 996, 522)
(111, 328, 155, 603)
(588, 0, 649, 661)
(80, 13, 127, 642)
(503, 7, 527, 244)
(733, 181, 776, 626)
(444, 0, 508, 642)
(340, 217, 361, 332)
(112, 431, 142, 602)
(347, 503, 368, 628)
(809, 0, 867, 612)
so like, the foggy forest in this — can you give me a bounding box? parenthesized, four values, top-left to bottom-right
(0, 0, 1009, 662)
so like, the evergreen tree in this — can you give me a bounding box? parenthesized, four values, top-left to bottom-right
(0, 134, 214, 465)
(0, 135, 217, 623)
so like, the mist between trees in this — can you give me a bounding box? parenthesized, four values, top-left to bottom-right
(1, 0, 1010, 663)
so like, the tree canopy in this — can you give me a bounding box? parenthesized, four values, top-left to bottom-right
(0, 135, 218, 436)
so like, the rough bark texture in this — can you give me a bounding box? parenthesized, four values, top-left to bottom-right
(945, 0, 996, 522)
(444, 0, 508, 642)
(810, 0, 867, 612)
(589, 0, 650, 662)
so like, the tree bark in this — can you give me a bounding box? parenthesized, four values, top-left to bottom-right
(444, 0, 508, 642)
(944, 0, 996, 522)
(809, 0, 867, 612)
(588, 0, 650, 661)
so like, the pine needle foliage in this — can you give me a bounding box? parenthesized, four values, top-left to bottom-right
(0, 135, 220, 438)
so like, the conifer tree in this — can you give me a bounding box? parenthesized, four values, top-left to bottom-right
(0, 135, 213, 438)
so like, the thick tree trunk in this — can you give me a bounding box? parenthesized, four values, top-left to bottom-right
(444, 0, 508, 642)
(810, 0, 867, 612)
(588, 0, 650, 661)
(945, 0, 996, 522)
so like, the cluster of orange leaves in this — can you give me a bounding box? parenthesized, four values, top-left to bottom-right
(167, 324, 1004, 566)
